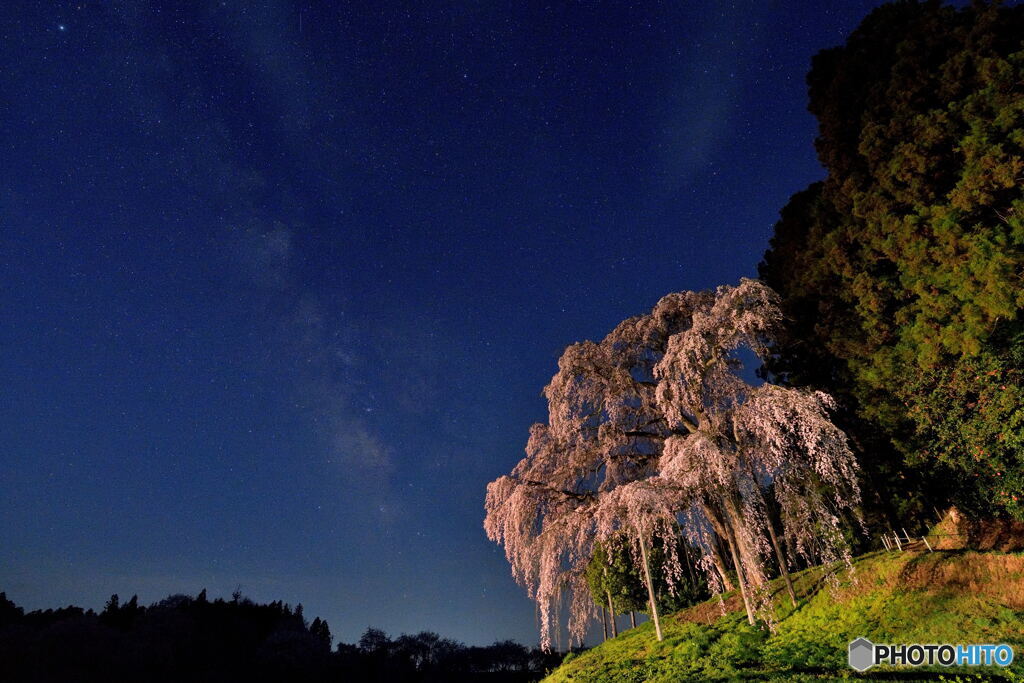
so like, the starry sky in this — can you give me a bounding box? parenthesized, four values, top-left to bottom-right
(1, 0, 889, 647)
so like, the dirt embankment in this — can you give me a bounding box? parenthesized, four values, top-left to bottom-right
(932, 507, 1024, 552)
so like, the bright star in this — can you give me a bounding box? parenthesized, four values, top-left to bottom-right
(58, 24, 66, 31)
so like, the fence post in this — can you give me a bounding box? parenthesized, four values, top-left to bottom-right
(881, 535, 891, 552)
(892, 532, 902, 551)
(922, 536, 933, 553)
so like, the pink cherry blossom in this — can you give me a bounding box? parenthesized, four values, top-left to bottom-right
(484, 279, 861, 648)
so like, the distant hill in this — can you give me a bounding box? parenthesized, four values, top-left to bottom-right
(544, 547, 1024, 681)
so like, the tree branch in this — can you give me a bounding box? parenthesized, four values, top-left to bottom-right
(519, 478, 595, 502)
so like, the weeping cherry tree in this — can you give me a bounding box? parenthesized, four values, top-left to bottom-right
(485, 278, 862, 646)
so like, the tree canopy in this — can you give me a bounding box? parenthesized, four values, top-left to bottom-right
(760, 0, 1024, 520)
(485, 279, 861, 648)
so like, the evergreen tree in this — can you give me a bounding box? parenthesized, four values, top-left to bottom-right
(761, 0, 1024, 521)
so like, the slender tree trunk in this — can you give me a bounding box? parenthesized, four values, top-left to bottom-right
(630, 611, 636, 628)
(746, 462, 797, 606)
(600, 605, 607, 641)
(765, 510, 797, 606)
(723, 493, 765, 590)
(606, 590, 617, 637)
(780, 518, 793, 568)
(602, 566, 618, 637)
(710, 540, 735, 592)
(555, 611, 562, 654)
(701, 501, 736, 592)
(681, 539, 697, 587)
(725, 526, 756, 625)
(636, 528, 663, 641)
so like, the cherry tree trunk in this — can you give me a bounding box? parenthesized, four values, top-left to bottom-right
(680, 539, 697, 586)
(722, 493, 765, 590)
(636, 529, 663, 641)
(600, 606, 607, 641)
(765, 509, 797, 606)
(746, 463, 797, 606)
(711, 542, 735, 592)
(724, 525, 756, 625)
(630, 611, 636, 628)
(701, 502, 737, 592)
(602, 565, 618, 637)
(606, 589, 618, 637)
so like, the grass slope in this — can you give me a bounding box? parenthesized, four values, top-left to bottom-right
(544, 549, 1024, 682)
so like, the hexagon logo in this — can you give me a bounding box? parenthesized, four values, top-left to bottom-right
(849, 637, 875, 671)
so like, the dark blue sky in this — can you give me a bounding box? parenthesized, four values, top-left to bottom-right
(2, 0, 886, 647)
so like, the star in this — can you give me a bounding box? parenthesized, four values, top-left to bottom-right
(58, 24, 66, 31)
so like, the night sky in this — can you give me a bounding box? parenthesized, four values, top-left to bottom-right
(2, 1, 888, 647)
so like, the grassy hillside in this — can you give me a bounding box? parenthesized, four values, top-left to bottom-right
(544, 548, 1024, 682)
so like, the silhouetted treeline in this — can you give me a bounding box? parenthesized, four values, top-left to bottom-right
(0, 590, 565, 682)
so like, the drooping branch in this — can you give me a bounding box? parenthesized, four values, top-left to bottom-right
(519, 479, 596, 502)
(485, 279, 862, 647)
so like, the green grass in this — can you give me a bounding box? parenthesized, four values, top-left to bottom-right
(543, 550, 1024, 682)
